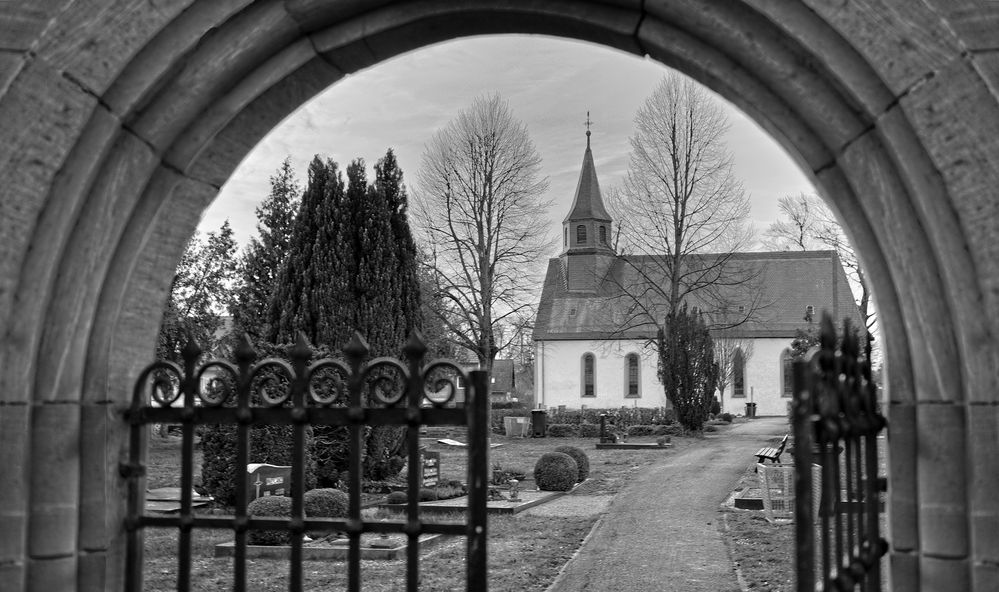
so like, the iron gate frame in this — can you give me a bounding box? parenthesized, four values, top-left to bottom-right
(122, 331, 489, 591)
(792, 315, 888, 592)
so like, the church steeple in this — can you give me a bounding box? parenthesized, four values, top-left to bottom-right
(562, 114, 614, 256)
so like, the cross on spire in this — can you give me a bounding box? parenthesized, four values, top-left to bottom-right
(584, 111, 592, 148)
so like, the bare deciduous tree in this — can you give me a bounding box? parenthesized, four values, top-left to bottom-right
(610, 73, 763, 333)
(763, 192, 875, 333)
(413, 94, 553, 371)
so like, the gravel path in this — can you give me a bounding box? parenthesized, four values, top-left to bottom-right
(545, 417, 788, 592)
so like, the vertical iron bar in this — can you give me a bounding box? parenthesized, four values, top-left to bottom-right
(345, 334, 368, 592)
(233, 338, 255, 592)
(177, 337, 201, 592)
(125, 367, 158, 592)
(404, 335, 426, 592)
(467, 370, 489, 592)
(792, 359, 814, 592)
(844, 427, 856, 568)
(288, 336, 311, 592)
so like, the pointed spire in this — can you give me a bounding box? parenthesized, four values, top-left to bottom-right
(563, 122, 611, 223)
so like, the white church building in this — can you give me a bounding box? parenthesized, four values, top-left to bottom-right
(532, 133, 862, 417)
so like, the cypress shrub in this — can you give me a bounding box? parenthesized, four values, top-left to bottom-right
(303, 488, 348, 519)
(248, 495, 295, 546)
(386, 491, 408, 504)
(533, 452, 578, 492)
(553, 445, 590, 482)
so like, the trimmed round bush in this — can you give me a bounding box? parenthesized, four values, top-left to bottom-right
(418, 488, 438, 501)
(247, 495, 295, 546)
(578, 423, 601, 438)
(304, 488, 348, 519)
(718, 412, 734, 423)
(386, 491, 408, 504)
(533, 452, 578, 492)
(553, 445, 590, 482)
(546, 424, 578, 438)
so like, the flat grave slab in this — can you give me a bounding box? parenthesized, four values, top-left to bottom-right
(734, 487, 764, 510)
(595, 442, 671, 450)
(145, 487, 213, 512)
(379, 488, 569, 515)
(214, 533, 444, 561)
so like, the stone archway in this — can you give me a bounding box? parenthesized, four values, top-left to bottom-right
(1, 2, 997, 590)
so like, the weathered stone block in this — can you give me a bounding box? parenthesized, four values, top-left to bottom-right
(889, 401, 918, 551)
(87, 171, 211, 408)
(745, 0, 896, 116)
(34, 131, 158, 404)
(890, 550, 919, 592)
(33, 0, 191, 95)
(127, 1, 300, 152)
(186, 57, 342, 187)
(967, 404, 999, 564)
(804, 0, 961, 96)
(837, 131, 961, 403)
(102, 0, 253, 116)
(0, 58, 96, 404)
(921, 555, 970, 592)
(28, 403, 80, 558)
(899, 59, 999, 357)
(27, 555, 76, 592)
(932, 2, 999, 52)
(164, 39, 321, 175)
(917, 402, 968, 558)
(638, 15, 833, 172)
(0, 50, 26, 96)
(0, 404, 29, 562)
(0, 0, 72, 52)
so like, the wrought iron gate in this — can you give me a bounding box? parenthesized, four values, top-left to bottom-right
(792, 315, 888, 591)
(123, 332, 489, 591)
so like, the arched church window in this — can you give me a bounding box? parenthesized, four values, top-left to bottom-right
(732, 348, 745, 397)
(599, 225, 607, 244)
(564, 227, 567, 246)
(625, 353, 640, 397)
(577, 225, 587, 244)
(581, 353, 595, 397)
(781, 349, 794, 397)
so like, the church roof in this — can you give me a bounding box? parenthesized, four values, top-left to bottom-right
(563, 135, 612, 223)
(533, 250, 864, 341)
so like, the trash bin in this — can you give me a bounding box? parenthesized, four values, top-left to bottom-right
(745, 402, 757, 418)
(531, 409, 547, 437)
(503, 416, 529, 437)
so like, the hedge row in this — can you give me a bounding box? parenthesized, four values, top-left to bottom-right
(544, 423, 683, 438)
(546, 407, 674, 428)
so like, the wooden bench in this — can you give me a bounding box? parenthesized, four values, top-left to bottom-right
(754, 434, 789, 468)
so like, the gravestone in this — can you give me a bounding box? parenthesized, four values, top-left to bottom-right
(421, 450, 440, 488)
(247, 463, 292, 501)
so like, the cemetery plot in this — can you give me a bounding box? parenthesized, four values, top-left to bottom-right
(214, 533, 446, 561)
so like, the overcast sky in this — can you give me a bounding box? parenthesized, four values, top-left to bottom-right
(200, 35, 816, 252)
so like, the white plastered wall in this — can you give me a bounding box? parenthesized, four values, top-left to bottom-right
(534, 339, 665, 410)
(717, 337, 795, 417)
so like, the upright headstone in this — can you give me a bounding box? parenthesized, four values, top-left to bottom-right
(421, 450, 440, 488)
(247, 463, 292, 501)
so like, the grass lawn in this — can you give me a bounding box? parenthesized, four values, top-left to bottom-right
(141, 426, 794, 590)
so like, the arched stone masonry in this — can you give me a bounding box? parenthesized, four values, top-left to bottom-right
(0, 2, 997, 590)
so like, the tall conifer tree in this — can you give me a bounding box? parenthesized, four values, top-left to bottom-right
(231, 158, 300, 340)
(265, 150, 422, 480)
